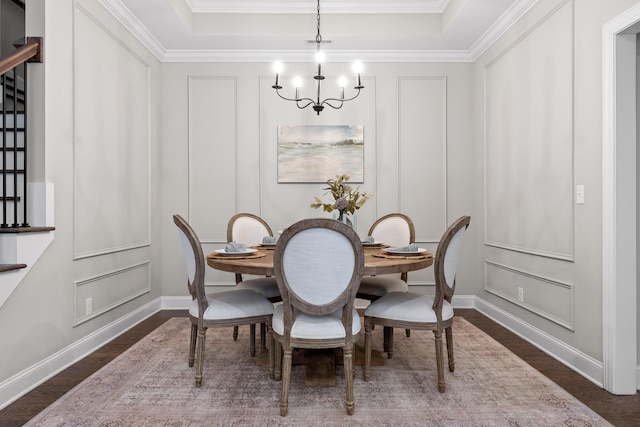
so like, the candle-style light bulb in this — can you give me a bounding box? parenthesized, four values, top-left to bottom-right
(352, 61, 363, 88)
(273, 62, 284, 87)
(338, 76, 347, 99)
(293, 76, 303, 99)
(315, 51, 325, 78)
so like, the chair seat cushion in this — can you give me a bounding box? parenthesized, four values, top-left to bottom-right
(236, 277, 280, 299)
(358, 276, 408, 297)
(189, 289, 274, 320)
(364, 292, 453, 323)
(272, 304, 361, 339)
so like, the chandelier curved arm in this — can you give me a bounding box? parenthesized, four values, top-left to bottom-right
(273, 87, 317, 109)
(320, 87, 363, 109)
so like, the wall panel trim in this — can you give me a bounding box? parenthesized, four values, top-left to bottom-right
(484, 260, 574, 330)
(73, 261, 151, 326)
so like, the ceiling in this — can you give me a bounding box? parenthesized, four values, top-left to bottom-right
(100, 0, 537, 62)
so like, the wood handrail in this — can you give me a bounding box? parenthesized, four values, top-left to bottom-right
(0, 37, 43, 76)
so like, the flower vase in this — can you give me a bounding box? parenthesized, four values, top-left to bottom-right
(337, 212, 357, 232)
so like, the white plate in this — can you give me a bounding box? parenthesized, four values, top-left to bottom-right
(382, 247, 427, 255)
(362, 241, 384, 246)
(214, 248, 258, 256)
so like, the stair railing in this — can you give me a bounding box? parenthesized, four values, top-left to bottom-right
(0, 37, 43, 228)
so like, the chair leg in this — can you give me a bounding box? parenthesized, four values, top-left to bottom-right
(433, 330, 445, 393)
(445, 326, 454, 372)
(250, 324, 257, 356)
(280, 349, 292, 416)
(233, 325, 239, 341)
(364, 317, 372, 381)
(344, 346, 355, 415)
(188, 323, 197, 367)
(383, 326, 390, 352)
(268, 328, 275, 380)
(260, 323, 267, 351)
(195, 327, 207, 387)
(387, 327, 395, 359)
(274, 340, 282, 381)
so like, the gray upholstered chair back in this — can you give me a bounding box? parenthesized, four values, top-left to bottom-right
(367, 213, 415, 248)
(227, 213, 273, 246)
(275, 218, 364, 316)
(434, 216, 470, 306)
(173, 214, 207, 314)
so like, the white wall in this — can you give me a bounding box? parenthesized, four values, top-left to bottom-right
(158, 61, 476, 297)
(3, 0, 640, 409)
(0, 0, 161, 389)
(475, 0, 640, 364)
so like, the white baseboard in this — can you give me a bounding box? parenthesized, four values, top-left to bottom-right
(472, 296, 605, 388)
(0, 298, 162, 410)
(2, 294, 635, 411)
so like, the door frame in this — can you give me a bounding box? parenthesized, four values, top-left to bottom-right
(602, 4, 640, 395)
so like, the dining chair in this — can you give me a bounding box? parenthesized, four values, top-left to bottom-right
(363, 215, 470, 393)
(173, 214, 274, 387)
(227, 213, 281, 347)
(357, 213, 415, 343)
(271, 218, 364, 416)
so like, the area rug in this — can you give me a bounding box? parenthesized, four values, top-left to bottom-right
(26, 317, 610, 426)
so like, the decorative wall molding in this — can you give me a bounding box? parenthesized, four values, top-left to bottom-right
(483, 0, 574, 261)
(73, 262, 151, 326)
(484, 260, 574, 331)
(398, 76, 447, 243)
(73, 2, 152, 260)
(186, 76, 238, 242)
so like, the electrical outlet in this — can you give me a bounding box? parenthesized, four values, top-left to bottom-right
(85, 297, 92, 315)
(576, 185, 585, 205)
(517, 287, 524, 303)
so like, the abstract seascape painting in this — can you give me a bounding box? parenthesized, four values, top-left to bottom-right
(277, 125, 364, 183)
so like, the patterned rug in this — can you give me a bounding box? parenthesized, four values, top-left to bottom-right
(26, 317, 610, 426)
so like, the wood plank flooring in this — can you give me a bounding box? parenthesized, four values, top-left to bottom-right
(1, 309, 638, 426)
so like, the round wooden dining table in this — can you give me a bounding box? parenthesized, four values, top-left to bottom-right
(206, 245, 433, 277)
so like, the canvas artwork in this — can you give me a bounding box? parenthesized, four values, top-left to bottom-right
(277, 125, 364, 183)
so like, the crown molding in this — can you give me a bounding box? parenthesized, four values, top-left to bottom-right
(469, 0, 539, 61)
(97, 0, 167, 59)
(160, 49, 473, 63)
(184, 0, 450, 14)
(99, 0, 537, 63)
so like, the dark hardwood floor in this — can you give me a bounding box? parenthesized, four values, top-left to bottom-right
(1, 309, 638, 426)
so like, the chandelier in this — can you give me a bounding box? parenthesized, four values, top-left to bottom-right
(271, 0, 364, 115)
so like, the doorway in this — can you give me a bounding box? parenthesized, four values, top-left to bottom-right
(602, 5, 640, 395)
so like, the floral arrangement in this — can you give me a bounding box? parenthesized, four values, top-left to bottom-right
(310, 174, 372, 219)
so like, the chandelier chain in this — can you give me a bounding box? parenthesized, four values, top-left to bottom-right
(316, 0, 322, 45)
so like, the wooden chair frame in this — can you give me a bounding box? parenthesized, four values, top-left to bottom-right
(364, 215, 470, 393)
(227, 212, 281, 348)
(174, 214, 273, 386)
(358, 213, 415, 343)
(271, 218, 364, 416)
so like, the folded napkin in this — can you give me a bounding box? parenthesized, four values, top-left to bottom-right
(225, 241, 247, 252)
(262, 236, 277, 244)
(362, 236, 375, 244)
(389, 243, 419, 252)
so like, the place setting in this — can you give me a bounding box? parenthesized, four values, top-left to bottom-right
(208, 241, 266, 259)
(360, 235, 387, 248)
(373, 243, 432, 260)
(252, 235, 278, 250)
